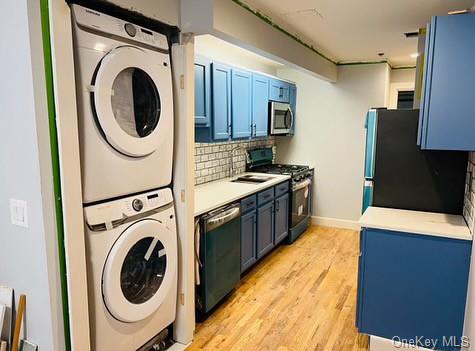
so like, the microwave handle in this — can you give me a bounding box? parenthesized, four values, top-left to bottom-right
(287, 107, 294, 131)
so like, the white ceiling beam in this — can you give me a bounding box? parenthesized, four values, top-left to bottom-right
(181, 0, 338, 82)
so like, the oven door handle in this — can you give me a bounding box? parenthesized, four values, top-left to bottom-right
(292, 178, 312, 191)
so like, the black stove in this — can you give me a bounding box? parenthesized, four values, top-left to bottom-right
(246, 147, 314, 244)
(251, 164, 310, 176)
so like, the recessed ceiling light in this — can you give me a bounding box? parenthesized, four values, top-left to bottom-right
(448, 9, 469, 15)
(410, 53, 419, 58)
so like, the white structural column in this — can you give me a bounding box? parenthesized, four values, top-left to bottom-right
(49, 0, 91, 350)
(171, 34, 196, 345)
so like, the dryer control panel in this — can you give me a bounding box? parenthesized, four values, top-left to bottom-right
(84, 188, 174, 229)
(72, 4, 169, 52)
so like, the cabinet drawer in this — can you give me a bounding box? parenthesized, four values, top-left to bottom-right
(241, 195, 257, 213)
(275, 181, 289, 197)
(257, 187, 274, 205)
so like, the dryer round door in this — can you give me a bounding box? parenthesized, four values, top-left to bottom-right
(91, 45, 172, 157)
(102, 219, 177, 323)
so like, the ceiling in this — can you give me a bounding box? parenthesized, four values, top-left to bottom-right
(239, 0, 475, 67)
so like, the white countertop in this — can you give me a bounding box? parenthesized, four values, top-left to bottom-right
(194, 173, 291, 216)
(359, 207, 472, 241)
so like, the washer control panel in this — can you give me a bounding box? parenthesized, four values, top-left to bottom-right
(72, 4, 169, 52)
(84, 188, 174, 228)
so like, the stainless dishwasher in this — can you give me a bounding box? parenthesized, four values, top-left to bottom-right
(197, 203, 241, 314)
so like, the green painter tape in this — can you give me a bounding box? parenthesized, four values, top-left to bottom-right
(39, 1, 71, 350)
(231, 0, 338, 65)
(231, 0, 415, 70)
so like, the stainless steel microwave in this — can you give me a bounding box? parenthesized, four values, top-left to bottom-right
(269, 101, 294, 135)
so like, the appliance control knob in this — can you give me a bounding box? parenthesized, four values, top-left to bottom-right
(132, 199, 143, 212)
(124, 23, 137, 37)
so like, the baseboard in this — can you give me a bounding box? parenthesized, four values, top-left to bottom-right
(311, 216, 361, 230)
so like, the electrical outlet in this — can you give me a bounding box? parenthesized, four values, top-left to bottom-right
(9, 199, 28, 228)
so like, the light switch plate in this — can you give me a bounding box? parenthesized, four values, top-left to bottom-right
(10, 199, 28, 228)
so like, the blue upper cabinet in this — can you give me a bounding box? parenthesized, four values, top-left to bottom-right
(194, 56, 296, 142)
(269, 79, 290, 103)
(252, 74, 270, 137)
(231, 69, 252, 139)
(194, 56, 211, 127)
(212, 62, 232, 141)
(418, 13, 475, 150)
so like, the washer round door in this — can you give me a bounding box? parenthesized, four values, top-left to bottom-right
(102, 219, 177, 323)
(91, 45, 172, 157)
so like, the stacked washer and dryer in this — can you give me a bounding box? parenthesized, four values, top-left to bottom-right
(71, 5, 177, 350)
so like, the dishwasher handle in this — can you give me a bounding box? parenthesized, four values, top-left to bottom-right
(206, 206, 241, 231)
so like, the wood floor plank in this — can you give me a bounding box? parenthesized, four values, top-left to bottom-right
(188, 226, 369, 351)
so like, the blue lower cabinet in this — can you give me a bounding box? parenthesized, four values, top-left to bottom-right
(357, 228, 472, 350)
(257, 201, 275, 259)
(240, 211, 257, 273)
(274, 193, 289, 245)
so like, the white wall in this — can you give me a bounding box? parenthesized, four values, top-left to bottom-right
(0, 1, 64, 350)
(391, 68, 416, 84)
(275, 64, 390, 224)
(195, 35, 282, 76)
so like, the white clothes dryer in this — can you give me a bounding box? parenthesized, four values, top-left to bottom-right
(84, 188, 177, 351)
(72, 5, 174, 203)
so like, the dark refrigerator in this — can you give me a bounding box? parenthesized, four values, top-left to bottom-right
(362, 108, 467, 215)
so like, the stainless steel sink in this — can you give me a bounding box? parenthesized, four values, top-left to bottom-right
(230, 175, 272, 184)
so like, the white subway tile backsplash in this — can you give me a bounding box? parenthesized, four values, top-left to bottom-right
(464, 151, 475, 234)
(194, 137, 275, 185)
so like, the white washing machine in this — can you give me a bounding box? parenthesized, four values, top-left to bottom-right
(71, 5, 174, 204)
(84, 188, 177, 351)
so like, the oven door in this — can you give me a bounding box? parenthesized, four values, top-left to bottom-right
(270, 102, 293, 135)
(291, 178, 312, 228)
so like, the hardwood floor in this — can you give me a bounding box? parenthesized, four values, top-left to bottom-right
(188, 226, 369, 351)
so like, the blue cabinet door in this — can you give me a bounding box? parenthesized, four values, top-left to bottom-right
(194, 56, 211, 126)
(257, 201, 275, 258)
(212, 62, 232, 141)
(241, 210, 257, 273)
(419, 13, 475, 150)
(231, 69, 252, 139)
(358, 228, 472, 350)
(288, 84, 296, 135)
(252, 74, 269, 137)
(269, 79, 290, 103)
(274, 193, 289, 245)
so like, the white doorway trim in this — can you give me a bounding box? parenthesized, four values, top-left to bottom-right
(389, 82, 415, 109)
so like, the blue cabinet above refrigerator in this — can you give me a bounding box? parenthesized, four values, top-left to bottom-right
(418, 13, 475, 150)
